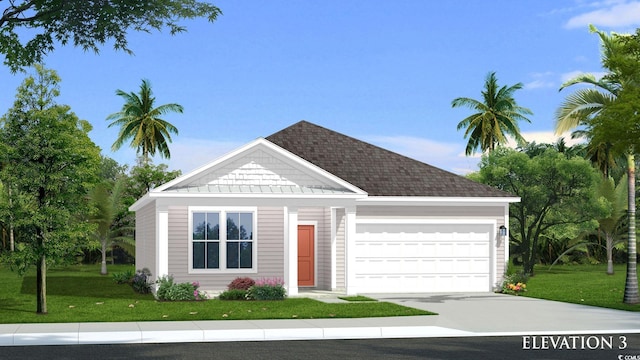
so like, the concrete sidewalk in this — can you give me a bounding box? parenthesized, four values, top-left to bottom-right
(1, 293, 639, 346)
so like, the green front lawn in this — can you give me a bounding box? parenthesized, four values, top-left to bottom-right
(0, 265, 433, 324)
(523, 264, 640, 311)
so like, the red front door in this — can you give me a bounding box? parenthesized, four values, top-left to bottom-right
(298, 225, 315, 287)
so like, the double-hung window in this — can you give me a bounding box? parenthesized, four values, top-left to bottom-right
(192, 212, 220, 269)
(190, 207, 256, 272)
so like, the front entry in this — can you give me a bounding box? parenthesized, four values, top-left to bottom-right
(297, 225, 315, 287)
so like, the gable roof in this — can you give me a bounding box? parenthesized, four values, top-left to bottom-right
(150, 138, 365, 196)
(266, 121, 512, 197)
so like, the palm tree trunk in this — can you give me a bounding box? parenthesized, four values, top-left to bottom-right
(624, 152, 639, 304)
(101, 240, 108, 275)
(9, 223, 14, 252)
(606, 232, 614, 275)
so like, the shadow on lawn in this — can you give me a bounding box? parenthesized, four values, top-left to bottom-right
(20, 275, 142, 299)
(0, 297, 33, 314)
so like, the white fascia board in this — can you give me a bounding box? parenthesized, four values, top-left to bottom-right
(357, 196, 521, 206)
(129, 193, 151, 212)
(145, 192, 367, 200)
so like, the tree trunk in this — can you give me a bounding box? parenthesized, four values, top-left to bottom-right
(9, 224, 14, 252)
(624, 152, 639, 304)
(36, 252, 47, 314)
(101, 240, 108, 275)
(606, 232, 614, 275)
(8, 187, 14, 252)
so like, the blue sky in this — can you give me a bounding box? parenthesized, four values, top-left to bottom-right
(2, 0, 639, 175)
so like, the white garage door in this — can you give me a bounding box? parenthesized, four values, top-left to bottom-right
(354, 222, 493, 293)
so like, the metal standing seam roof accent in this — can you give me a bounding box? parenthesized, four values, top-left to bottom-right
(266, 121, 514, 198)
(167, 184, 355, 195)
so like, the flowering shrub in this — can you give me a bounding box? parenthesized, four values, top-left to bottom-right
(247, 277, 286, 300)
(228, 277, 255, 291)
(503, 282, 527, 295)
(156, 275, 206, 301)
(501, 272, 528, 295)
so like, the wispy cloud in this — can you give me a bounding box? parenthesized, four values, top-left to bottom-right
(362, 135, 478, 174)
(524, 72, 556, 90)
(560, 70, 608, 83)
(524, 79, 556, 89)
(505, 131, 585, 148)
(565, 1, 640, 29)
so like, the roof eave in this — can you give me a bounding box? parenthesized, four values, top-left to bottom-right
(357, 196, 521, 206)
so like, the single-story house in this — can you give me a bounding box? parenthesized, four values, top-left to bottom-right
(130, 121, 519, 295)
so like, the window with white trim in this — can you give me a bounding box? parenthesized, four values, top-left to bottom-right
(190, 208, 256, 272)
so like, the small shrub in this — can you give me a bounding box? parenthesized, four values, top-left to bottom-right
(501, 272, 529, 295)
(156, 275, 206, 301)
(156, 275, 175, 300)
(112, 270, 135, 284)
(218, 289, 248, 300)
(247, 277, 286, 300)
(131, 268, 152, 294)
(228, 277, 255, 291)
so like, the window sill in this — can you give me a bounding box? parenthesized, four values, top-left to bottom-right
(188, 268, 258, 275)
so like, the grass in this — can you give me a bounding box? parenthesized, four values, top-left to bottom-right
(0, 264, 433, 324)
(522, 263, 640, 311)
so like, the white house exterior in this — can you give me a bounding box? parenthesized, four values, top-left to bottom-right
(130, 121, 519, 295)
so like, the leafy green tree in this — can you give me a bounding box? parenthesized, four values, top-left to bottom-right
(125, 158, 182, 203)
(0, 1, 222, 72)
(452, 71, 532, 155)
(99, 155, 129, 182)
(0, 65, 100, 313)
(107, 79, 183, 162)
(470, 147, 605, 276)
(555, 25, 639, 304)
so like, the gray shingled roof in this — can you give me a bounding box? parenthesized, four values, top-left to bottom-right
(266, 121, 512, 197)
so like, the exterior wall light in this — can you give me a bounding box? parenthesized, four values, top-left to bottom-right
(499, 225, 507, 238)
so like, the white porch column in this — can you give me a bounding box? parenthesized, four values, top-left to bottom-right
(330, 207, 337, 291)
(284, 206, 299, 296)
(345, 206, 357, 295)
(503, 204, 510, 271)
(157, 205, 169, 281)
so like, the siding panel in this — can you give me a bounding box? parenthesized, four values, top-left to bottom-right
(335, 208, 345, 290)
(135, 202, 156, 282)
(165, 206, 285, 292)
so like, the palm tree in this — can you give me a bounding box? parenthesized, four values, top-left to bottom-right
(107, 79, 183, 162)
(89, 178, 134, 275)
(553, 175, 630, 273)
(597, 175, 628, 275)
(452, 71, 533, 155)
(555, 25, 638, 304)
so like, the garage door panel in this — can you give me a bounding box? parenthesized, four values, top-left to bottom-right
(355, 258, 489, 275)
(355, 222, 493, 293)
(354, 274, 491, 293)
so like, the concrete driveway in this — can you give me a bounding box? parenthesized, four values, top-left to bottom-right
(366, 292, 640, 334)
